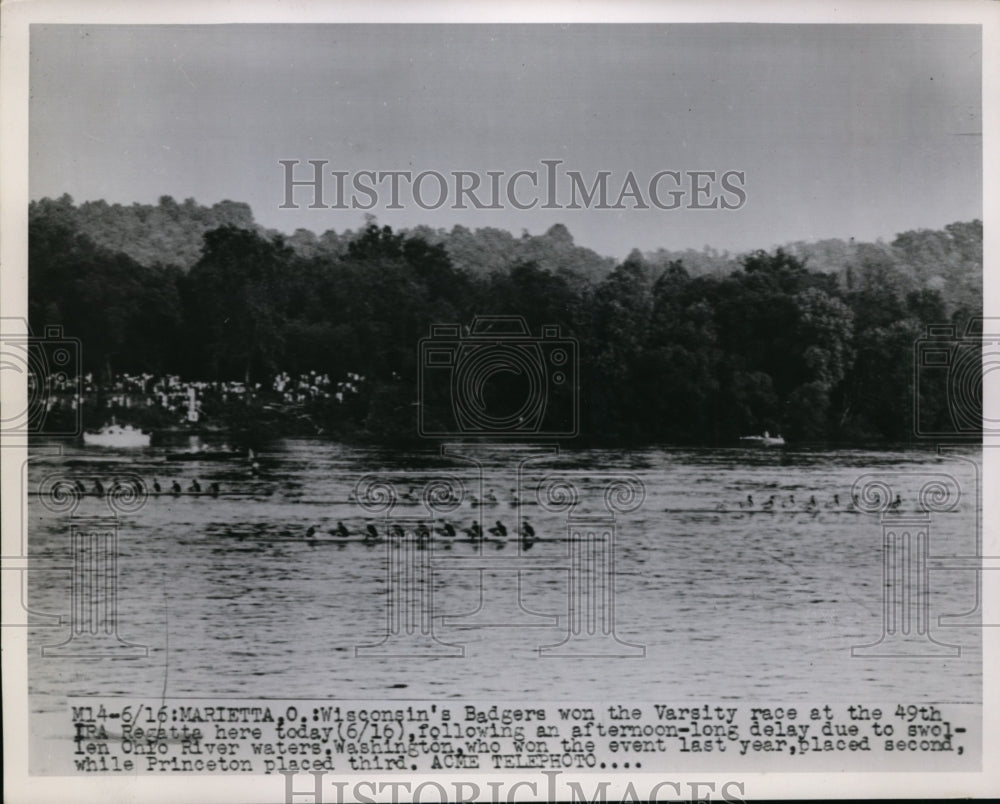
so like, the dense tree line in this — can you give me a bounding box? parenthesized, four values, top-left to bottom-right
(28, 197, 982, 444)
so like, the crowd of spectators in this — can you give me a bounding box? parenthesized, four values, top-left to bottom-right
(35, 370, 366, 423)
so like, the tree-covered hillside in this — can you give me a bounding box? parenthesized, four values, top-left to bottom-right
(28, 196, 982, 444)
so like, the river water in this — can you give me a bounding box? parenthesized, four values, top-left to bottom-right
(22, 440, 982, 769)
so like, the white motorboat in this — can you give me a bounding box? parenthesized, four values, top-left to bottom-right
(82, 422, 151, 448)
(738, 430, 785, 446)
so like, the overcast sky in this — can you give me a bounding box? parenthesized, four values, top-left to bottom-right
(29, 24, 982, 259)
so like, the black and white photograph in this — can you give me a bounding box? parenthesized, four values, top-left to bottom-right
(2, 1, 997, 801)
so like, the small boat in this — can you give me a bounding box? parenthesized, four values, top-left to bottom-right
(738, 430, 785, 447)
(82, 422, 151, 448)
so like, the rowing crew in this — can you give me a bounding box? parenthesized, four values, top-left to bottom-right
(73, 478, 221, 497)
(348, 487, 523, 507)
(307, 519, 538, 544)
(716, 492, 902, 512)
(153, 478, 221, 496)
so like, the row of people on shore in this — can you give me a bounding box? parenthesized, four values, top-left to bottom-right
(43, 370, 364, 414)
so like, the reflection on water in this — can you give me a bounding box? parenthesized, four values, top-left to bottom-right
(25, 440, 981, 726)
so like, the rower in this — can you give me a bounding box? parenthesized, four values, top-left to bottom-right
(306, 526, 317, 539)
(93, 479, 105, 496)
(437, 521, 457, 538)
(416, 522, 431, 543)
(365, 524, 380, 542)
(153, 479, 162, 493)
(331, 521, 350, 539)
(464, 521, 482, 540)
(519, 519, 537, 547)
(210, 482, 220, 497)
(488, 520, 507, 538)
(171, 480, 182, 494)
(389, 524, 406, 540)
(189, 479, 202, 493)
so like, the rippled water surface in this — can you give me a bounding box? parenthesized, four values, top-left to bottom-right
(24, 440, 982, 767)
